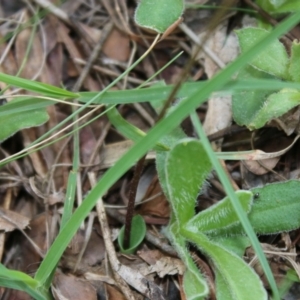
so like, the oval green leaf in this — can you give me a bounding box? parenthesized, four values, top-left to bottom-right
(134, 0, 184, 33)
(118, 214, 146, 254)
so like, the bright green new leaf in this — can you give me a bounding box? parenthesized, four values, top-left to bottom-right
(288, 41, 300, 82)
(182, 230, 267, 300)
(118, 214, 146, 254)
(165, 138, 212, 225)
(185, 190, 253, 234)
(0, 98, 49, 142)
(236, 27, 289, 79)
(134, 0, 184, 33)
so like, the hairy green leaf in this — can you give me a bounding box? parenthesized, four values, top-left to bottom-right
(168, 224, 209, 300)
(247, 88, 300, 129)
(185, 191, 253, 234)
(165, 139, 212, 225)
(288, 41, 300, 82)
(249, 180, 300, 234)
(182, 230, 267, 300)
(232, 65, 274, 128)
(236, 27, 289, 79)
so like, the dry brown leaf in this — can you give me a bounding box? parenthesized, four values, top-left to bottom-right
(100, 140, 155, 169)
(52, 273, 97, 300)
(137, 176, 170, 218)
(271, 107, 300, 136)
(56, 21, 99, 90)
(242, 136, 292, 175)
(103, 29, 130, 62)
(0, 35, 18, 77)
(15, 10, 44, 79)
(80, 126, 101, 165)
(106, 284, 127, 300)
(62, 229, 105, 272)
(138, 249, 164, 265)
(0, 208, 30, 232)
(138, 249, 185, 277)
(148, 256, 185, 277)
(199, 21, 239, 136)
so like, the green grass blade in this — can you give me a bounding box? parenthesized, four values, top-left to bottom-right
(0, 72, 78, 98)
(3, 78, 300, 120)
(34, 12, 300, 289)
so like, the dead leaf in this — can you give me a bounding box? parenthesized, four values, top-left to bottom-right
(80, 126, 101, 165)
(15, 10, 44, 79)
(103, 29, 130, 62)
(138, 249, 185, 277)
(198, 21, 239, 136)
(0, 208, 30, 232)
(106, 284, 127, 300)
(148, 256, 185, 277)
(242, 136, 292, 175)
(52, 272, 97, 300)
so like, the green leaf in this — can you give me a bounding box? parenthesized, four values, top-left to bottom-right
(210, 236, 251, 257)
(232, 65, 274, 128)
(247, 88, 300, 129)
(185, 191, 253, 234)
(213, 180, 300, 236)
(214, 269, 234, 300)
(134, 0, 184, 33)
(165, 138, 212, 225)
(182, 230, 267, 300)
(118, 215, 146, 254)
(168, 224, 208, 300)
(277, 270, 300, 298)
(156, 127, 186, 200)
(183, 270, 207, 300)
(256, 0, 300, 13)
(276, 2, 300, 12)
(0, 98, 49, 142)
(249, 180, 300, 234)
(288, 41, 300, 82)
(236, 27, 289, 79)
(233, 66, 300, 130)
(0, 264, 51, 300)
